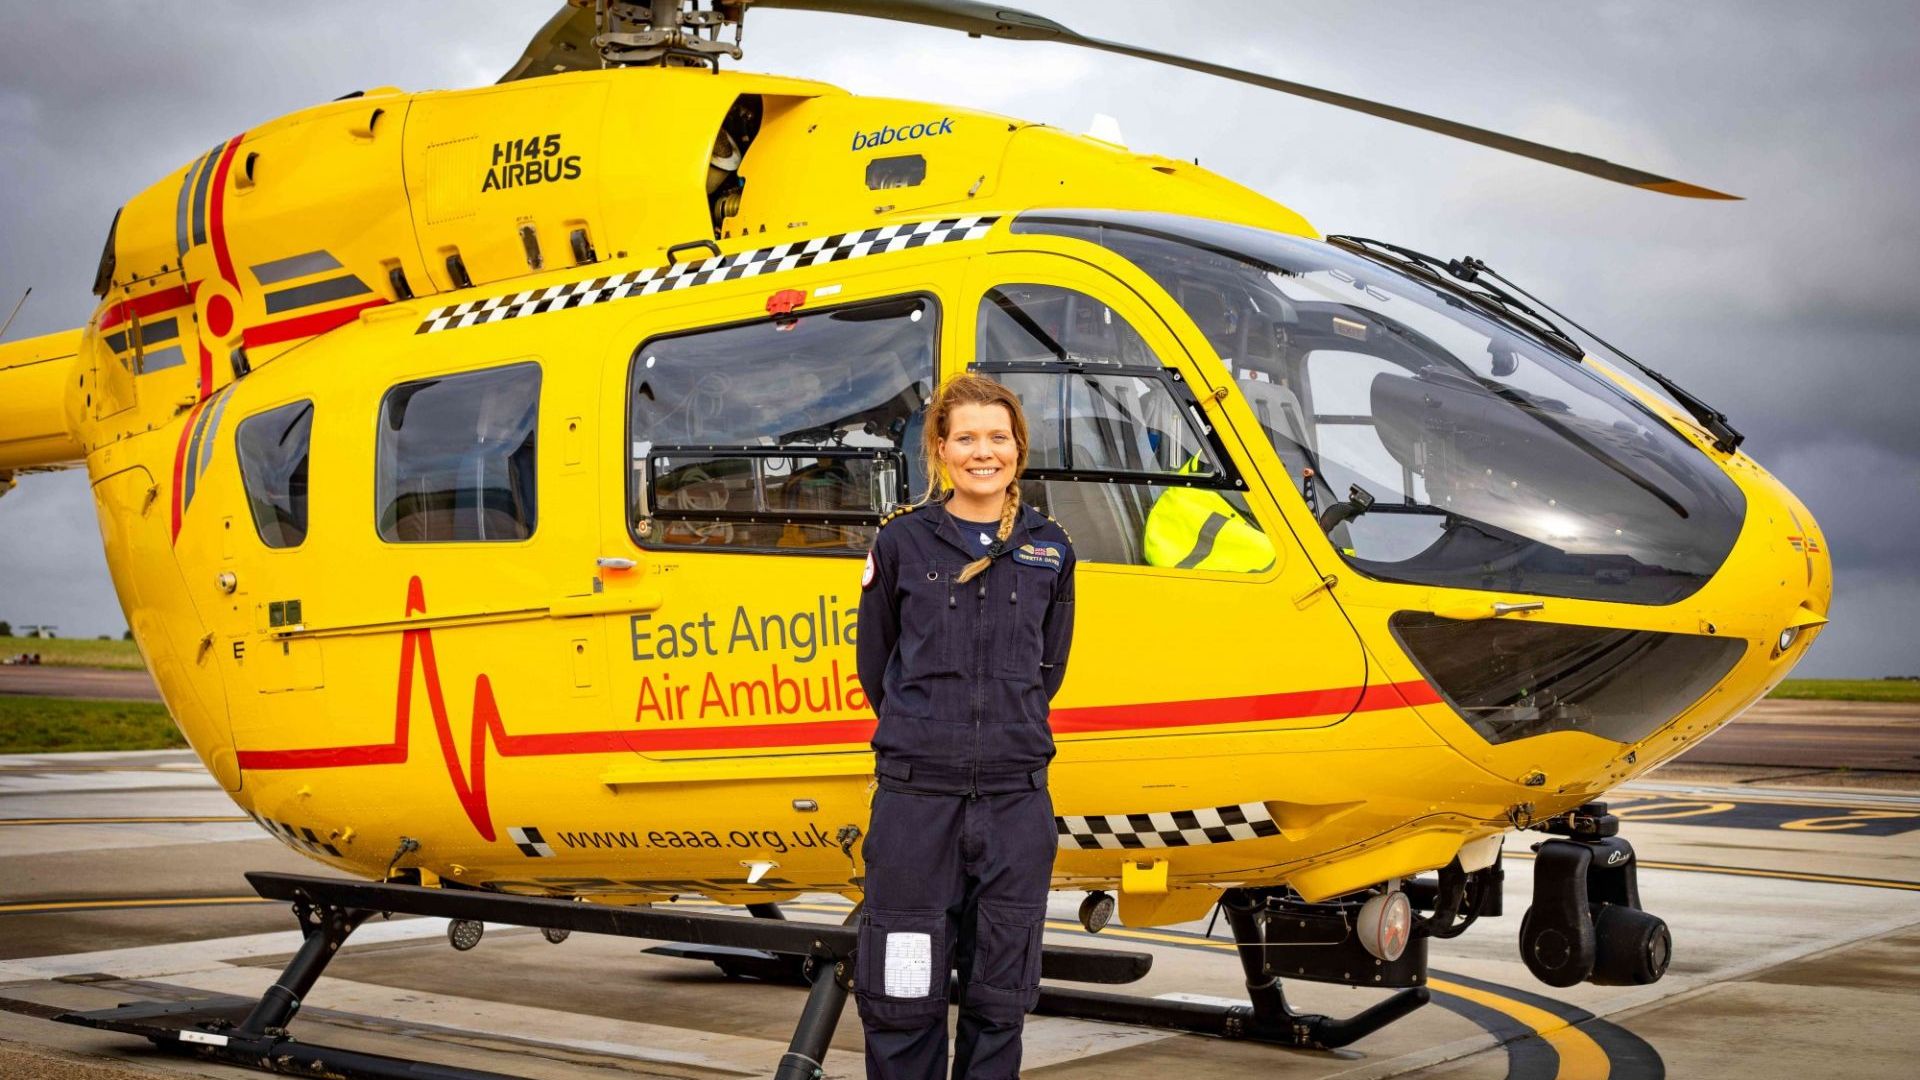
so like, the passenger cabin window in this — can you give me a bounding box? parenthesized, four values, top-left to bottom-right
(235, 400, 313, 549)
(376, 363, 540, 543)
(974, 284, 1271, 572)
(629, 295, 936, 553)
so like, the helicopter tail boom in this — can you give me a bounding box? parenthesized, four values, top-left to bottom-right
(0, 327, 85, 476)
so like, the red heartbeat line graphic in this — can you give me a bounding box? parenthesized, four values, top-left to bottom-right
(234, 578, 1440, 843)
(237, 577, 639, 841)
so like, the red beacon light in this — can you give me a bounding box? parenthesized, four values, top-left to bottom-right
(766, 289, 807, 330)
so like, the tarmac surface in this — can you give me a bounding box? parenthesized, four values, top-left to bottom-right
(2, 738, 1918, 1079)
(1677, 700, 1920, 774)
(0, 668, 160, 701)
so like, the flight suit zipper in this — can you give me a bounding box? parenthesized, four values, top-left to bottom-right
(970, 567, 990, 797)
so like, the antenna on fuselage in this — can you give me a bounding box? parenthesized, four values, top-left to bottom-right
(0, 287, 30, 343)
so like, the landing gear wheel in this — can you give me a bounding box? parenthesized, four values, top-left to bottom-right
(1590, 904, 1670, 985)
(447, 918, 484, 951)
(1079, 891, 1115, 933)
(541, 926, 571, 944)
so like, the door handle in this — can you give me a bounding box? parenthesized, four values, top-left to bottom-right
(1434, 600, 1545, 621)
(551, 556, 657, 617)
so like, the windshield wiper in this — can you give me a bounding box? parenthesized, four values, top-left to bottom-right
(1327, 235, 1744, 454)
(1450, 255, 1744, 454)
(1327, 235, 1584, 358)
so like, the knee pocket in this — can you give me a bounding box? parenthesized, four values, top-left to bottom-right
(970, 900, 1046, 1015)
(856, 908, 947, 1029)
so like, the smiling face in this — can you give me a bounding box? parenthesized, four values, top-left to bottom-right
(939, 401, 1019, 512)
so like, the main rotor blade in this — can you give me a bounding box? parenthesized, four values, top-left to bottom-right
(753, 0, 1739, 199)
(501, 3, 601, 83)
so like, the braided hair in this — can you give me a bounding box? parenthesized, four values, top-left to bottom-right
(916, 373, 1029, 584)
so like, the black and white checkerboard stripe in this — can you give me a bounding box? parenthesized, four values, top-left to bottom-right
(509, 826, 556, 859)
(246, 811, 343, 858)
(415, 215, 999, 335)
(1055, 803, 1283, 850)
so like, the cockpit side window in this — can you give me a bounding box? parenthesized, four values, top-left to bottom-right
(1012, 211, 1746, 605)
(973, 284, 1272, 573)
(627, 295, 936, 554)
(236, 399, 313, 549)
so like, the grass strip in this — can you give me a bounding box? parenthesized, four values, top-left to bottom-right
(0, 695, 184, 753)
(0, 634, 145, 670)
(1769, 679, 1920, 703)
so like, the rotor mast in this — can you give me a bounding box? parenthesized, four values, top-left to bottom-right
(593, 1, 747, 68)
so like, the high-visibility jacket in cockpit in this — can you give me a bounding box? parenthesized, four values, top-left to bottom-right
(1143, 457, 1277, 572)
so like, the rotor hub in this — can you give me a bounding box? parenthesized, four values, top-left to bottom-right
(591, 1, 748, 69)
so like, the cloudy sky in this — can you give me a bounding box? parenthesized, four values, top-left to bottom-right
(1, 1, 1914, 677)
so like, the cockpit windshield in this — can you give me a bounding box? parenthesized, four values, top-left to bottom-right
(1012, 211, 1746, 605)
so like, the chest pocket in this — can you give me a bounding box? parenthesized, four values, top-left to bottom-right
(992, 560, 1057, 682)
(898, 561, 966, 678)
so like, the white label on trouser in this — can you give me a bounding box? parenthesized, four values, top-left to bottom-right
(884, 931, 933, 997)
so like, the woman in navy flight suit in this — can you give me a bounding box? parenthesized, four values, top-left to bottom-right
(855, 373, 1076, 1079)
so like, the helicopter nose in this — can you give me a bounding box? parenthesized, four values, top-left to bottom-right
(1778, 504, 1832, 651)
(1736, 469, 1832, 662)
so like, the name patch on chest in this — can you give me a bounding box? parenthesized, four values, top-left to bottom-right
(1012, 543, 1063, 572)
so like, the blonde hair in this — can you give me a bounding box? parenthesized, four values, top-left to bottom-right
(920, 373, 1029, 583)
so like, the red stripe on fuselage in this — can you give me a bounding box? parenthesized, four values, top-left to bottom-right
(234, 580, 1443, 838)
(1053, 684, 1360, 734)
(197, 136, 245, 402)
(1356, 677, 1444, 710)
(597, 678, 1441, 753)
(240, 298, 388, 349)
(98, 283, 195, 332)
(207, 137, 243, 290)
(168, 397, 210, 542)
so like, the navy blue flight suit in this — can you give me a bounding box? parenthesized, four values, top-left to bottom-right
(855, 501, 1076, 1080)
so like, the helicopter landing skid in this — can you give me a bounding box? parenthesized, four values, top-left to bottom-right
(56, 871, 1150, 1080)
(1027, 886, 1429, 1050)
(642, 897, 842, 984)
(654, 883, 1433, 1051)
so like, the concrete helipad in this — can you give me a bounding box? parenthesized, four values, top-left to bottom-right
(3, 750, 1918, 1078)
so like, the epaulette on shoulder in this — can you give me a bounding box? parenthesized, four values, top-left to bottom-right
(879, 504, 918, 527)
(1039, 510, 1072, 545)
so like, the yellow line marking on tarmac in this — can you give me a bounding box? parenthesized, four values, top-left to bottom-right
(0, 897, 269, 915)
(1610, 800, 1737, 821)
(1429, 979, 1611, 1079)
(1614, 789, 1920, 813)
(0, 816, 251, 826)
(772, 901, 1609, 1074)
(1779, 810, 1920, 832)
(1635, 859, 1920, 891)
(1506, 850, 1920, 891)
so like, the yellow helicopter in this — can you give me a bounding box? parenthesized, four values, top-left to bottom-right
(0, 0, 1831, 1071)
